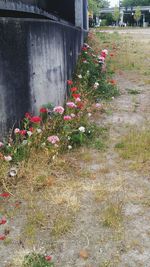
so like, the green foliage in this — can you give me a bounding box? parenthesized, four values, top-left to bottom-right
(122, 0, 149, 7)
(113, 6, 120, 23)
(88, 0, 109, 14)
(134, 6, 141, 25)
(23, 253, 54, 267)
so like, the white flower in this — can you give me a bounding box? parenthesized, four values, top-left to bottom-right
(68, 136, 71, 140)
(68, 145, 72, 150)
(41, 142, 46, 147)
(88, 113, 92, 117)
(94, 82, 99, 89)
(71, 113, 76, 118)
(4, 155, 12, 162)
(37, 128, 42, 134)
(27, 131, 32, 137)
(9, 167, 17, 177)
(14, 128, 20, 134)
(112, 96, 114, 100)
(75, 97, 81, 102)
(95, 103, 102, 108)
(87, 70, 90, 74)
(79, 126, 85, 133)
(52, 155, 56, 160)
(88, 130, 91, 133)
(78, 74, 82, 79)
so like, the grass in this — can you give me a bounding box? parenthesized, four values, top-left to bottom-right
(126, 88, 141, 95)
(115, 128, 150, 173)
(96, 30, 150, 77)
(102, 201, 123, 228)
(51, 215, 74, 238)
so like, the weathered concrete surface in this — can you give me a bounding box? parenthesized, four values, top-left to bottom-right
(0, 18, 86, 136)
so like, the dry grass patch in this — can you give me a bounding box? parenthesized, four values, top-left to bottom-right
(102, 201, 123, 228)
(115, 128, 150, 173)
(51, 214, 74, 238)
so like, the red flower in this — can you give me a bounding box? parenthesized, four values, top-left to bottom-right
(72, 93, 81, 99)
(0, 218, 7, 225)
(20, 130, 27, 135)
(0, 235, 6, 241)
(71, 87, 78, 92)
(77, 102, 84, 109)
(110, 53, 114, 57)
(25, 112, 31, 119)
(45, 256, 52, 261)
(67, 80, 73, 85)
(30, 116, 41, 123)
(40, 107, 47, 113)
(101, 52, 106, 58)
(0, 192, 11, 198)
(29, 127, 34, 132)
(82, 47, 88, 51)
(109, 79, 117, 85)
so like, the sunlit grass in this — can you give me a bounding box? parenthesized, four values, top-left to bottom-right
(115, 128, 150, 173)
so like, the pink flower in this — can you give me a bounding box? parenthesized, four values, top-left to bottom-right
(0, 142, 4, 147)
(75, 97, 81, 102)
(98, 56, 105, 62)
(53, 106, 64, 115)
(66, 102, 77, 108)
(47, 135, 60, 144)
(0, 235, 6, 241)
(102, 49, 108, 55)
(63, 115, 72, 121)
(14, 128, 20, 134)
(45, 255, 52, 261)
(95, 103, 102, 108)
(0, 217, 7, 225)
(4, 155, 12, 162)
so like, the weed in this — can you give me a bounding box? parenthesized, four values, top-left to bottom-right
(126, 89, 140, 95)
(23, 253, 54, 267)
(102, 202, 123, 228)
(52, 215, 74, 238)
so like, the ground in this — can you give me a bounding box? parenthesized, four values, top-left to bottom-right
(0, 28, 150, 267)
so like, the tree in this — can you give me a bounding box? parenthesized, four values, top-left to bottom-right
(134, 6, 141, 25)
(113, 6, 120, 25)
(122, 0, 149, 7)
(88, 0, 109, 15)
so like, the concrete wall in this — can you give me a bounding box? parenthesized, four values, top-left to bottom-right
(0, 18, 86, 136)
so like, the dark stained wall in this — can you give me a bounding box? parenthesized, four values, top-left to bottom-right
(0, 18, 86, 136)
(0, 0, 75, 23)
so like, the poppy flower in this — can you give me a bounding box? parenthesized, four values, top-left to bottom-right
(20, 130, 27, 135)
(40, 107, 47, 113)
(0, 218, 7, 225)
(25, 112, 31, 119)
(72, 93, 81, 99)
(30, 116, 41, 123)
(67, 80, 73, 85)
(63, 115, 72, 121)
(70, 87, 78, 92)
(0, 192, 11, 198)
(45, 256, 52, 261)
(0, 235, 6, 240)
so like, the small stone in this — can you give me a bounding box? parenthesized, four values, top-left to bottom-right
(79, 249, 89, 259)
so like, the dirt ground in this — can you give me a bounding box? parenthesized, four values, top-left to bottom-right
(0, 29, 150, 267)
